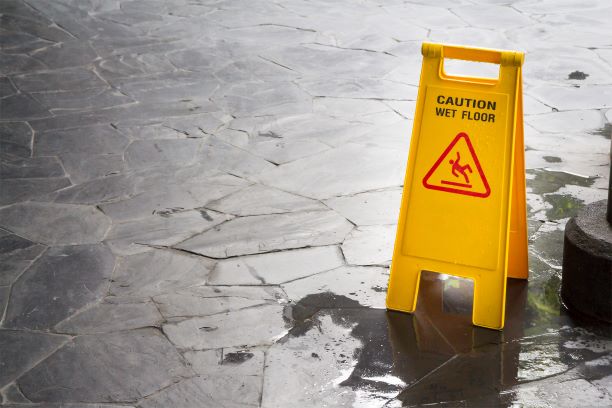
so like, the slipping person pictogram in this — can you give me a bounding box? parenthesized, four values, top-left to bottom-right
(449, 152, 472, 184)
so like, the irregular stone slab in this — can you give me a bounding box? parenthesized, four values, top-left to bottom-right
(206, 184, 325, 216)
(262, 312, 361, 408)
(341, 225, 396, 266)
(0, 94, 50, 120)
(260, 44, 398, 78)
(0, 156, 65, 179)
(176, 210, 353, 258)
(296, 77, 417, 101)
(12, 67, 106, 93)
(257, 143, 405, 199)
(52, 174, 138, 205)
(282, 266, 388, 309)
(199, 136, 277, 179)
(0, 203, 111, 245)
(100, 171, 248, 222)
(55, 298, 163, 334)
(0, 286, 9, 322)
(60, 153, 127, 184)
(325, 189, 402, 226)
(185, 347, 265, 377)
(163, 304, 286, 349)
(208, 246, 345, 285)
(32, 87, 134, 113)
(35, 125, 130, 156)
(452, 5, 534, 29)
(125, 139, 202, 170)
(1, 381, 31, 404)
(0, 122, 33, 158)
(29, 40, 99, 70)
(528, 85, 612, 110)
(111, 249, 215, 298)
(18, 328, 191, 403)
(153, 286, 283, 318)
(212, 80, 312, 117)
(0, 231, 45, 286)
(4, 244, 115, 330)
(105, 209, 231, 255)
(0, 330, 68, 388)
(139, 375, 261, 408)
(527, 110, 604, 134)
(513, 377, 612, 408)
(0, 177, 72, 206)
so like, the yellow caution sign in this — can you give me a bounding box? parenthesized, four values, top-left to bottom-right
(387, 43, 528, 330)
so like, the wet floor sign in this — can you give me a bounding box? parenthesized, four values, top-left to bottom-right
(387, 43, 528, 330)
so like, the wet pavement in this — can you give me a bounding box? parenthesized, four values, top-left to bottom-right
(0, 0, 611, 407)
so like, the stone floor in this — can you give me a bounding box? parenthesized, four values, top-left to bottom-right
(1, 0, 611, 407)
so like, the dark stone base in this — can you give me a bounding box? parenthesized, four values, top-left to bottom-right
(561, 200, 612, 323)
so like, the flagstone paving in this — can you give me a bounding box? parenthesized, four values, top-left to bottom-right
(0, 0, 610, 407)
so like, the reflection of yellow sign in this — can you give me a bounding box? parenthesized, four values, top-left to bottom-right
(386, 43, 528, 330)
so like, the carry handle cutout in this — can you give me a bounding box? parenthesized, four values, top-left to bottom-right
(422, 42, 524, 86)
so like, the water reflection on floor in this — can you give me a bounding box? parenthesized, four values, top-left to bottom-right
(286, 271, 611, 407)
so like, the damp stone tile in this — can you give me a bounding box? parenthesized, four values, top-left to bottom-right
(55, 298, 163, 334)
(35, 126, 130, 156)
(138, 375, 261, 408)
(341, 225, 396, 266)
(0, 122, 33, 158)
(184, 347, 265, 377)
(262, 312, 361, 408)
(282, 266, 389, 309)
(0, 330, 68, 388)
(0, 202, 110, 245)
(110, 248, 215, 298)
(105, 209, 231, 255)
(324, 189, 402, 226)
(0, 177, 72, 206)
(0, 231, 45, 286)
(175, 210, 353, 258)
(3, 244, 115, 330)
(205, 184, 325, 216)
(163, 304, 286, 349)
(208, 246, 345, 285)
(256, 143, 405, 199)
(17, 328, 191, 403)
(153, 286, 283, 319)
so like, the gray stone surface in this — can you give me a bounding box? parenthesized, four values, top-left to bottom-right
(105, 209, 231, 255)
(1, 0, 611, 406)
(17, 329, 191, 403)
(110, 248, 215, 298)
(176, 210, 353, 258)
(163, 304, 286, 349)
(153, 286, 283, 319)
(0, 330, 68, 388)
(208, 246, 344, 285)
(138, 375, 261, 408)
(324, 189, 402, 226)
(206, 184, 325, 216)
(55, 299, 163, 334)
(0, 203, 111, 245)
(0, 230, 45, 286)
(341, 225, 396, 266)
(4, 245, 115, 330)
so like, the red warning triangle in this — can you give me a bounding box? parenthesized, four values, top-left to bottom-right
(422, 132, 490, 198)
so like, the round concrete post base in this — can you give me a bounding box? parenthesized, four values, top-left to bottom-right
(561, 200, 612, 323)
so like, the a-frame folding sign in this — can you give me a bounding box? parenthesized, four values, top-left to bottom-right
(387, 43, 528, 330)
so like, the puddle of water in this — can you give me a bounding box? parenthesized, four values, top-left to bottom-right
(543, 156, 562, 163)
(544, 194, 584, 220)
(282, 267, 611, 406)
(590, 123, 612, 140)
(527, 169, 596, 195)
